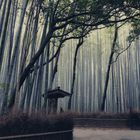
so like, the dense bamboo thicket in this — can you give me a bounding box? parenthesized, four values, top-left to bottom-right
(0, 0, 140, 115)
(57, 26, 140, 113)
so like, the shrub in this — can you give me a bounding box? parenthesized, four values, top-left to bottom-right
(65, 111, 131, 119)
(0, 113, 73, 137)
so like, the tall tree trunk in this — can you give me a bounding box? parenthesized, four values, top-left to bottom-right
(0, 0, 7, 38)
(0, 0, 4, 9)
(101, 24, 118, 112)
(0, 0, 19, 114)
(7, 0, 29, 110)
(68, 38, 84, 110)
(0, 0, 12, 70)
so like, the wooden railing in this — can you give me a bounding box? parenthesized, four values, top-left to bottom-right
(0, 130, 73, 140)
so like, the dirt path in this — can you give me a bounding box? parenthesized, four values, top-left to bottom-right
(73, 128, 140, 140)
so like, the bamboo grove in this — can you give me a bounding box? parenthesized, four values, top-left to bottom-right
(0, 0, 140, 115)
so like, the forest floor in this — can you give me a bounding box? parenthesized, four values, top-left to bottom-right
(73, 127, 140, 140)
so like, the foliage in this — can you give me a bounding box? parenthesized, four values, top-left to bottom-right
(65, 111, 140, 119)
(0, 113, 73, 137)
(128, 18, 140, 42)
(0, 0, 140, 114)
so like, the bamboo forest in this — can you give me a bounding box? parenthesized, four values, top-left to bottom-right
(0, 0, 140, 115)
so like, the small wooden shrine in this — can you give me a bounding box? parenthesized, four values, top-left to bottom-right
(47, 87, 71, 113)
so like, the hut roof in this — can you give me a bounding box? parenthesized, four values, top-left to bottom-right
(47, 87, 71, 99)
